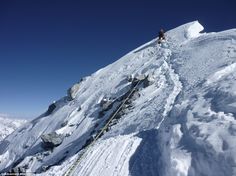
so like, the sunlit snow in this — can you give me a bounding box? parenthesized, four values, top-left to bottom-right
(0, 21, 236, 176)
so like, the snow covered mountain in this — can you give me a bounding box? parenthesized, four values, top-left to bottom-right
(0, 21, 236, 176)
(0, 115, 26, 141)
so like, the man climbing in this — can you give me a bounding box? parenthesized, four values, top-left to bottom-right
(158, 29, 165, 44)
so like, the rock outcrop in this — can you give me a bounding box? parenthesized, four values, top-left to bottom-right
(45, 103, 56, 116)
(100, 98, 113, 111)
(67, 77, 87, 100)
(41, 132, 64, 149)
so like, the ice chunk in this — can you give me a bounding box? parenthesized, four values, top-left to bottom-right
(167, 21, 204, 44)
(185, 21, 204, 39)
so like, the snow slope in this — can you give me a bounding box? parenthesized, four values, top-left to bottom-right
(0, 115, 26, 141)
(0, 21, 236, 176)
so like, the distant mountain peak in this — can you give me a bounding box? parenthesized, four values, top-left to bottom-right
(0, 115, 27, 141)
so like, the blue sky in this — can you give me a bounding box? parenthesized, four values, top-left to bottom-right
(0, 0, 235, 118)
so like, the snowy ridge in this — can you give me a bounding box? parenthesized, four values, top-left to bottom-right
(0, 21, 236, 176)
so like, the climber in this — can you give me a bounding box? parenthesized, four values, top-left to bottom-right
(158, 29, 165, 44)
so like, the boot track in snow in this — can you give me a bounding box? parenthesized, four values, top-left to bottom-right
(64, 41, 183, 176)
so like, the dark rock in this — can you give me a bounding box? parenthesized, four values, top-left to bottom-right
(61, 121, 68, 127)
(118, 110, 126, 116)
(12, 167, 19, 173)
(82, 137, 94, 149)
(65, 132, 72, 137)
(105, 127, 110, 132)
(36, 154, 43, 162)
(23, 164, 29, 169)
(98, 111, 105, 118)
(115, 111, 123, 119)
(95, 130, 104, 138)
(109, 119, 118, 126)
(98, 98, 114, 118)
(100, 98, 113, 111)
(9, 166, 26, 174)
(94, 123, 99, 128)
(41, 132, 64, 149)
(125, 99, 132, 105)
(45, 103, 56, 116)
(43, 151, 51, 156)
(18, 167, 26, 173)
(143, 75, 154, 88)
(124, 104, 133, 109)
(127, 75, 134, 82)
(42, 165, 48, 171)
(77, 106, 82, 111)
(131, 91, 140, 100)
(23, 144, 29, 149)
(90, 130, 96, 135)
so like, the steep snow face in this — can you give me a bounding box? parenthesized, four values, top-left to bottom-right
(0, 21, 236, 176)
(0, 115, 26, 141)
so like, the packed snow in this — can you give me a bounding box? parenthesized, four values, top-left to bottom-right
(0, 21, 236, 176)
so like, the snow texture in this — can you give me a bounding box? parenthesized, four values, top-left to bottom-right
(0, 21, 236, 176)
(0, 115, 26, 141)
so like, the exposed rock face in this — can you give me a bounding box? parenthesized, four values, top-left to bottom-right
(61, 121, 68, 127)
(100, 98, 113, 111)
(9, 166, 26, 174)
(128, 74, 154, 88)
(67, 82, 81, 100)
(45, 103, 56, 116)
(41, 132, 64, 149)
(143, 75, 154, 88)
(130, 91, 140, 100)
(127, 75, 134, 82)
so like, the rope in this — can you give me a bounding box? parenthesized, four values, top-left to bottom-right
(63, 79, 142, 176)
